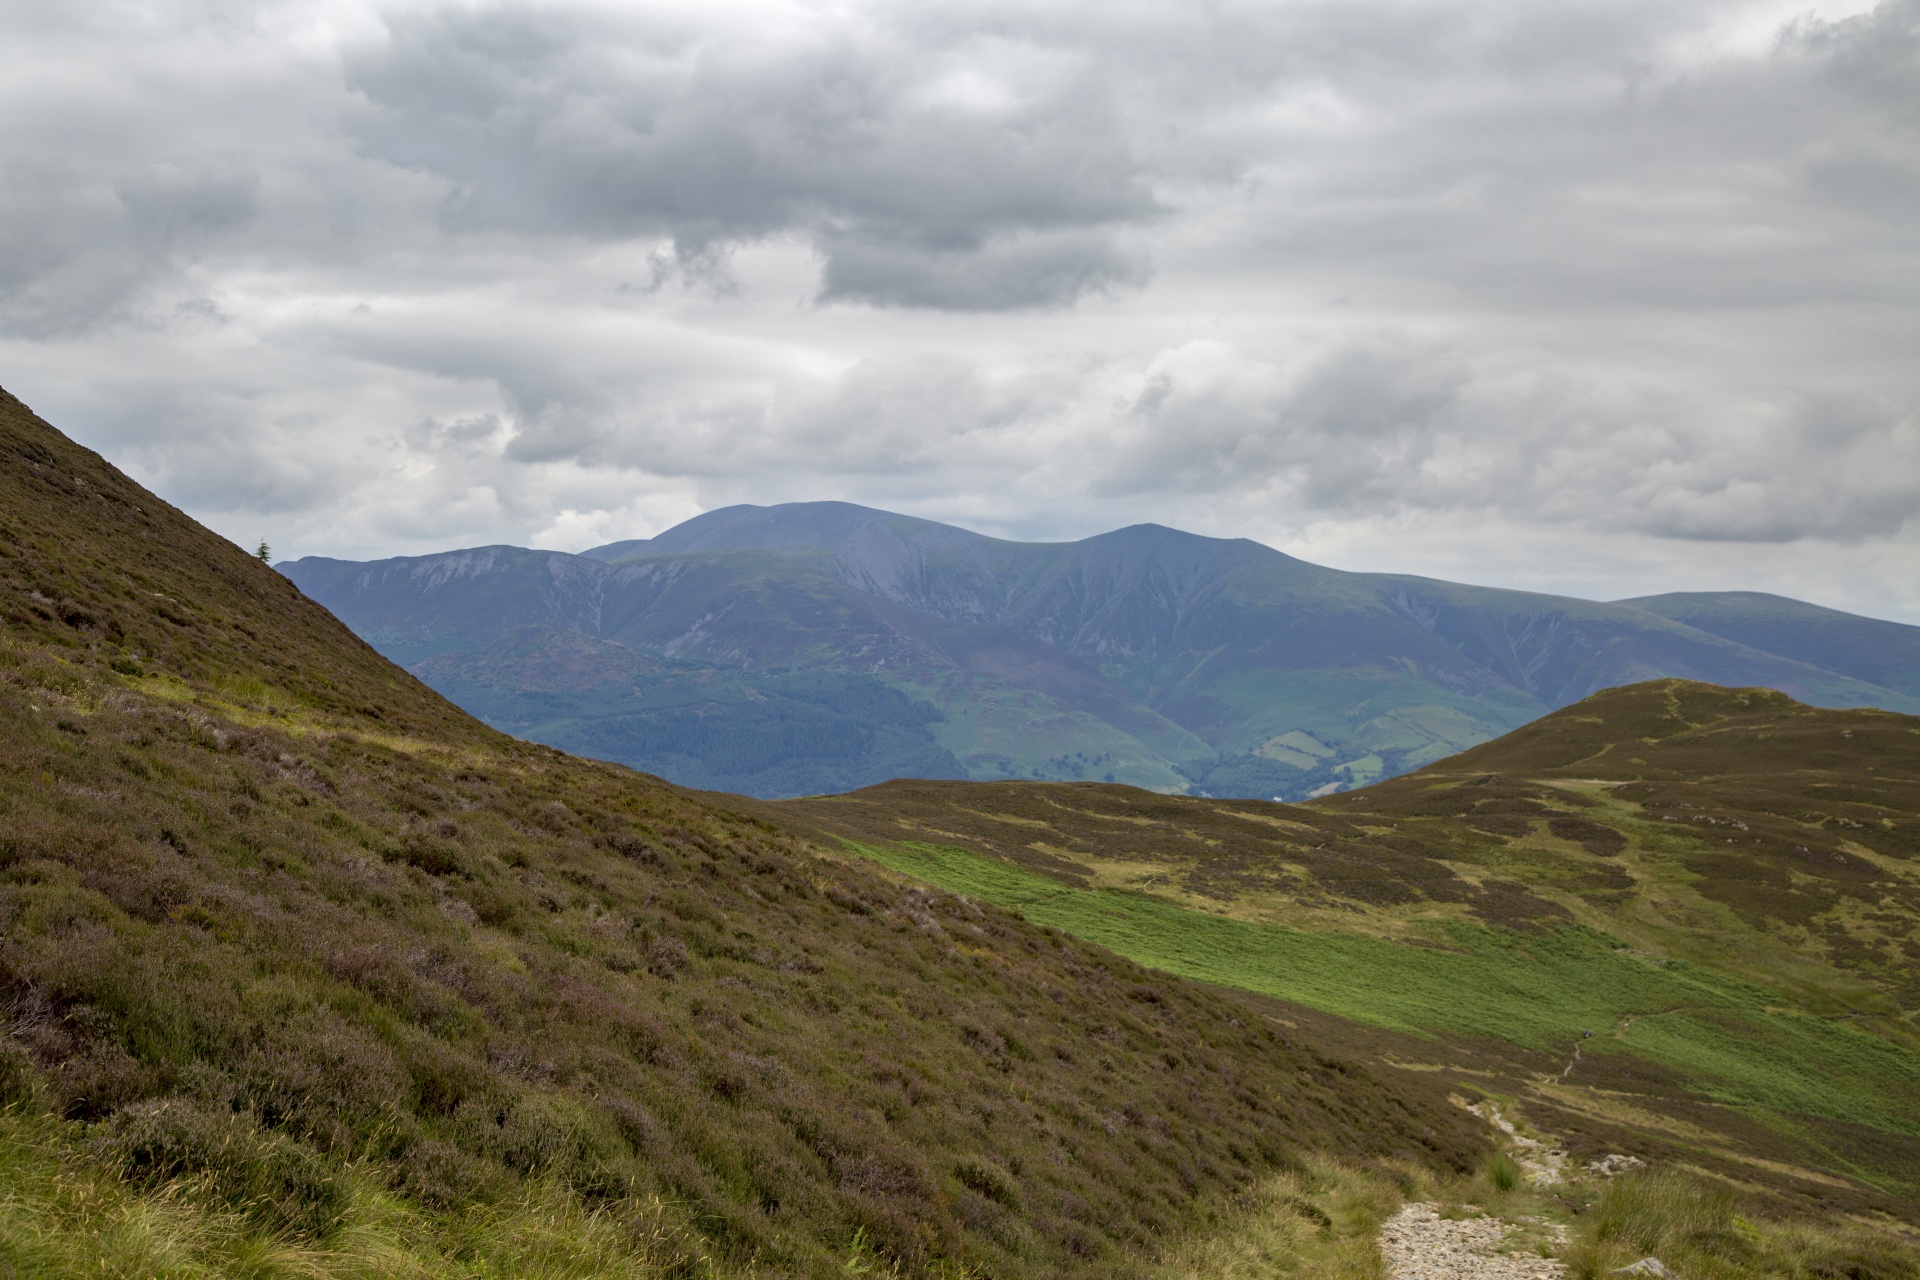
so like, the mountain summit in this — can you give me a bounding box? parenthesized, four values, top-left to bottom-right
(283, 502, 1920, 799)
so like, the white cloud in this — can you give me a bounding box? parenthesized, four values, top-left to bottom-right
(0, 0, 1914, 618)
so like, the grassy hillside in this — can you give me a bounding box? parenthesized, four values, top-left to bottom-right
(780, 681, 1920, 1223)
(0, 386, 1487, 1276)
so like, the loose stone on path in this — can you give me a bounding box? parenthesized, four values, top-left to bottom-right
(1380, 1203, 1567, 1280)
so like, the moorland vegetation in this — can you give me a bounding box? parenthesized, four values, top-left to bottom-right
(0, 387, 1489, 1274)
(5, 383, 1920, 1277)
(782, 681, 1920, 1226)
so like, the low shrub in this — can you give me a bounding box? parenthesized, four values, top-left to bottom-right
(1590, 1168, 1736, 1252)
(396, 1135, 507, 1211)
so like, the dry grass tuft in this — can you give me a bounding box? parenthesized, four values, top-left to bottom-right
(1563, 1169, 1920, 1280)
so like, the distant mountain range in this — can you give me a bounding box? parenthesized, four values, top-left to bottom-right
(281, 502, 1920, 798)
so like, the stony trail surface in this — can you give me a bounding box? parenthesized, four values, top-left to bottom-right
(1380, 1204, 1567, 1280)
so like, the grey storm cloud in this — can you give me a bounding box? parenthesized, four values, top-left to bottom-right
(344, 1, 1165, 308)
(0, 0, 1916, 617)
(115, 159, 260, 246)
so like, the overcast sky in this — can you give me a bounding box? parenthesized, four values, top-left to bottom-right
(3, 0, 1916, 619)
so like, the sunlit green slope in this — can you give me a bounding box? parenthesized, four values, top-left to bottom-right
(779, 681, 1920, 1221)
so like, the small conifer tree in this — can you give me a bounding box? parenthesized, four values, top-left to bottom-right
(255, 540, 272, 563)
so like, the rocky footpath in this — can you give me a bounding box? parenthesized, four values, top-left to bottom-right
(1380, 1203, 1568, 1280)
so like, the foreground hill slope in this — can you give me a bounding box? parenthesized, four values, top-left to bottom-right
(779, 681, 1920, 1222)
(0, 387, 1481, 1276)
(285, 502, 1920, 800)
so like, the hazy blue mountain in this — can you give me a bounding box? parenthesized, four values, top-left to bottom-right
(1621, 590, 1920, 698)
(282, 503, 1920, 799)
(414, 625, 966, 797)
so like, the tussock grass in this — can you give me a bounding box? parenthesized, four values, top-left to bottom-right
(1150, 1150, 1920, 1280)
(1563, 1168, 1920, 1280)
(0, 1102, 697, 1278)
(1, 1103, 359, 1279)
(1152, 1159, 1394, 1280)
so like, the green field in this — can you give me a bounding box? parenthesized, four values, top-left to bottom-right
(845, 839, 1920, 1169)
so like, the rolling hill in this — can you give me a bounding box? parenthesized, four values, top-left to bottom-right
(284, 502, 1920, 800)
(776, 679, 1920, 1225)
(0, 385, 1484, 1275)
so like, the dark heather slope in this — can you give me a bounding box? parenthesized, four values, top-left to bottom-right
(0, 411, 480, 743)
(0, 386, 1484, 1276)
(287, 503, 1920, 800)
(1623, 590, 1920, 698)
(776, 681, 1920, 1221)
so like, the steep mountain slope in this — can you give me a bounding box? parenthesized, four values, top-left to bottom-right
(286, 503, 1920, 799)
(0, 386, 1483, 1275)
(777, 681, 1920, 1223)
(1624, 590, 1920, 698)
(414, 625, 968, 796)
(288, 542, 1214, 794)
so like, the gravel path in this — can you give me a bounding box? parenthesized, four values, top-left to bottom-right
(1379, 1203, 1567, 1280)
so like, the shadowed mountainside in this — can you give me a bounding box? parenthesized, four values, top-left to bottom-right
(1624, 590, 1920, 699)
(284, 503, 1920, 800)
(0, 386, 1485, 1275)
(412, 624, 969, 796)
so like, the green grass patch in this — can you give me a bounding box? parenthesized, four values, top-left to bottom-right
(0, 1104, 709, 1279)
(1563, 1166, 1920, 1279)
(846, 840, 1920, 1143)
